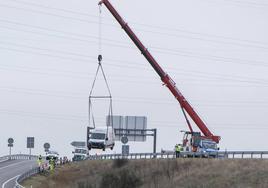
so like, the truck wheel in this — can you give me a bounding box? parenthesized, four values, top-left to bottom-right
(103, 147, 105, 151)
(111, 146, 113, 150)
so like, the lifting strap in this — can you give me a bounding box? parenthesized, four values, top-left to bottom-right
(88, 5, 113, 133)
(88, 56, 113, 129)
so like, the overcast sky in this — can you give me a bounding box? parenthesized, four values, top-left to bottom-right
(0, 0, 268, 158)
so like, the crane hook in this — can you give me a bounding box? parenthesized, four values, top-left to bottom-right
(98, 54, 102, 64)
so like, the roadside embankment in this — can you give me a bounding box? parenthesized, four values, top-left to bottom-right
(22, 158, 268, 188)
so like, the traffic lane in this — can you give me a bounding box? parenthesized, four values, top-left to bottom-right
(0, 160, 38, 188)
(0, 159, 24, 169)
(0, 160, 37, 188)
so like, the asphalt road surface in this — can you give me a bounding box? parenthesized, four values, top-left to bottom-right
(0, 159, 37, 188)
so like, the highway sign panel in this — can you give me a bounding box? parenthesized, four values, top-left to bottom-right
(8, 138, 14, 144)
(8, 143, 13, 147)
(27, 137, 34, 148)
(109, 115, 147, 141)
(122, 145, 129, 155)
(107, 115, 124, 128)
(125, 116, 147, 141)
(71, 141, 86, 147)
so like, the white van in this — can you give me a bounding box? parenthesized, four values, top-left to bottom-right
(88, 127, 115, 151)
(72, 147, 88, 161)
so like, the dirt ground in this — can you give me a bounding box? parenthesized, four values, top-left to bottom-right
(22, 158, 268, 188)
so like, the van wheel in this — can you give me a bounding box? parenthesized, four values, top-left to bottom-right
(111, 147, 113, 150)
(103, 148, 105, 151)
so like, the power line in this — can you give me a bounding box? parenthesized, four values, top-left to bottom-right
(0, 109, 267, 130)
(1, 86, 268, 107)
(1, 43, 268, 87)
(5, 0, 268, 47)
(1, 19, 266, 68)
(1, 2, 268, 51)
(0, 17, 267, 69)
(2, 64, 268, 89)
(1, 20, 267, 69)
(1, 38, 268, 84)
(8, 0, 103, 17)
(0, 19, 127, 46)
(0, 3, 115, 27)
(217, 0, 268, 7)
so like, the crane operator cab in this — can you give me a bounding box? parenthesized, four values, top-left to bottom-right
(182, 131, 219, 157)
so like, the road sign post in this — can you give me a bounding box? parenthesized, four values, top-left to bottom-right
(8, 138, 14, 160)
(153, 129, 157, 154)
(122, 145, 129, 156)
(27, 137, 35, 159)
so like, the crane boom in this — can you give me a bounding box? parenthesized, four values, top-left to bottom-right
(99, 0, 220, 143)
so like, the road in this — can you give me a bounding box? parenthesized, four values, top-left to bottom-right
(0, 159, 37, 188)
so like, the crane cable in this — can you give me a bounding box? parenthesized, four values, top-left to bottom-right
(98, 4, 102, 56)
(88, 4, 113, 134)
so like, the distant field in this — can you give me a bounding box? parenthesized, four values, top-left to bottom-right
(22, 159, 268, 188)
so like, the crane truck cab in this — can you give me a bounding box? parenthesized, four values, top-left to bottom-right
(182, 131, 218, 158)
(88, 126, 115, 151)
(72, 147, 88, 161)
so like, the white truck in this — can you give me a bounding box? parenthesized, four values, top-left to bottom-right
(182, 131, 219, 158)
(72, 147, 88, 161)
(88, 126, 115, 151)
(45, 150, 59, 160)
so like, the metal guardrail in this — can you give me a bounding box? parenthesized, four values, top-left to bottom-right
(0, 156, 9, 163)
(15, 167, 40, 188)
(0, 154, 39, 161)
(88, 151, 268, 160)
(0, 154, 40, 188)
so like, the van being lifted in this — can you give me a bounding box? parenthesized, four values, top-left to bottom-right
(88, 127, 115, 151)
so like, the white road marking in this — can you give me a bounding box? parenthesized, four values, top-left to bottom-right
(0, 160, 8, 163)
(1, 174, 20, 188)
(0, 160, 30, 171)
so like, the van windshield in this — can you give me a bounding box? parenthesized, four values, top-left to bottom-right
(91, 133, 106, 140)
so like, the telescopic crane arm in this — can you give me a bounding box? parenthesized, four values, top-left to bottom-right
(99, 0, 220, 143)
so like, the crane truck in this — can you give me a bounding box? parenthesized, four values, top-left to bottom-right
(99, 0, 221, 156)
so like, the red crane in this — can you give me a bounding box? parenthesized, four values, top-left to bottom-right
(99, 0, 220, 145)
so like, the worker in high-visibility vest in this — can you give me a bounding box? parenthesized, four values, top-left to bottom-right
(37, 155, 42, 167)
(175, 144, 182, 158)
(49, 158, 55, 171)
